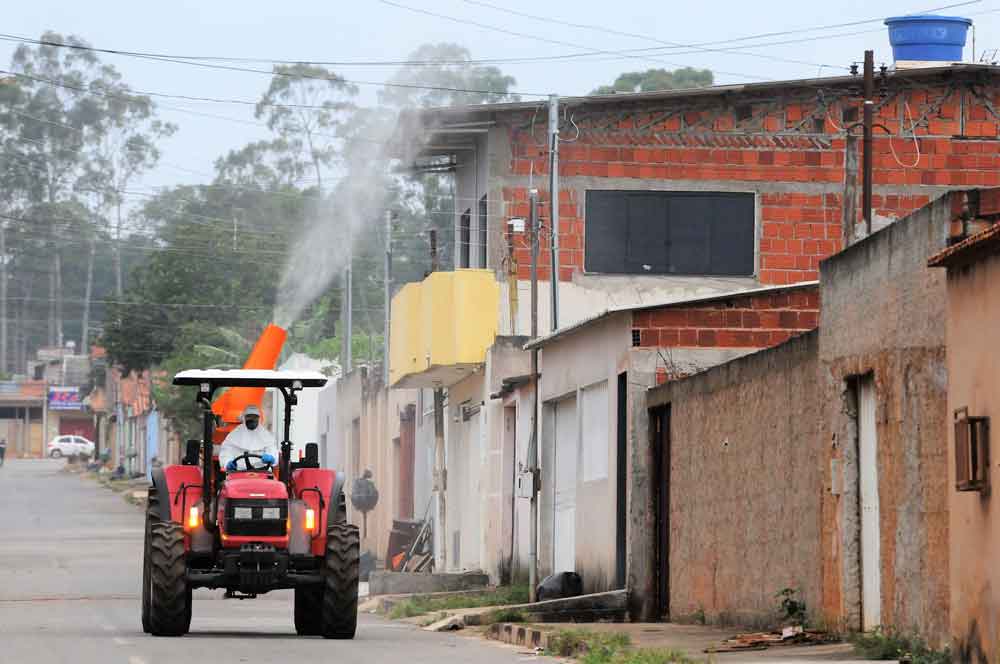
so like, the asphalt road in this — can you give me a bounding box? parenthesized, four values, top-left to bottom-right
(0, 459, 547, 664)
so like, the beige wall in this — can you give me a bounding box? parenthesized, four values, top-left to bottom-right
(945, 250, 1000, 661)
(336, 368, 418, 563)
(646, 332, 821, 627)
(537, 314, 631, 594)
(818, 194, 950, 642)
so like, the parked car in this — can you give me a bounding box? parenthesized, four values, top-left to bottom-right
(47, 435, 94, 458)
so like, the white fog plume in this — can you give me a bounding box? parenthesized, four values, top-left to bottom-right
(273, 109, 426, 329)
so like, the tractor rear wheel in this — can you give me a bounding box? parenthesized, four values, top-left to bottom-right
(148, 521, 191, 636)
(320, 522, 359, 639)
(141, 490, 159, 633)
(294, 586, 323, 635)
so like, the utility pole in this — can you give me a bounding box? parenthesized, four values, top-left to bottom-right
(341, 248, 353, 376)
(506, 221, 519, 335)
(548, 95, 560, 332)
(429, 231, 447, 571)
(863, 50, 874, 237)
(527, 188, 540, 602)
(0, 221, 6, 375)
(383, 210, 392, 385)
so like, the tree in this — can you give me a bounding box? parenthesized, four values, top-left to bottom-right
(78, 72, 176, 300)
(379, 43, 519, 108)
(590, 67, 714, 95)
(150, 322, 254, 439)
(254, 64, 357, 189)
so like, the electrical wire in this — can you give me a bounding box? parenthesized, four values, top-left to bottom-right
(377, 0, 769, 81)
(458, 0, 844, 70)
(0, 1, 980, 70)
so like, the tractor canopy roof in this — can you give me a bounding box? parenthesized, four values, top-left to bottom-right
(172, 369, 328, 389)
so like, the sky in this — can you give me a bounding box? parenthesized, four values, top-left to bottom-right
(1, 0, 998, 193)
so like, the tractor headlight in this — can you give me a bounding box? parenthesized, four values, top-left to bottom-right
(233, 507, 253, 520)
(305, 508, 316, 534)
(261, 507, 281, 520)
(187, 506, 201, 530)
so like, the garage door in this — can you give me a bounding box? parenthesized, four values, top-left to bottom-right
(553, 397, 578, 573)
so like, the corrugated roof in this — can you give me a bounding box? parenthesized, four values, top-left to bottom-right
(928, 222, 1000, 268)
(523, 281, 819, 350)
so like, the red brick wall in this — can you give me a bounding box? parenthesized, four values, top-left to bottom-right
(632, 287, 819, 351)
(497, 77, 1000, 285)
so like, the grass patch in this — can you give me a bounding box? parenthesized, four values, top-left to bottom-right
(546, 629, 696, 664)
(850, 627, 951, 664)
(482, 608, 528, 624)
(387, 584, 529, 619)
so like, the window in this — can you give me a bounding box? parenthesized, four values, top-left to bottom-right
(459, 209, 471, 268)
(581, 381, 609, 482)
(955, 407, 990, 492)
(585, 190, 755, 276)
(478, 194, 488, 269)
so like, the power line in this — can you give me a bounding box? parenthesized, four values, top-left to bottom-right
(377, 0, 770, 81)
(0, 2, 977, 71)
(458, 0, 843, 70)
(0, 39, 550, 99)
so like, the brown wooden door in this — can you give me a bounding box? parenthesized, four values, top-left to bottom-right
(397, 405, 416, 519)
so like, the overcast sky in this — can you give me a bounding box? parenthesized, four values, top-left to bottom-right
(2, 0, 997, 192)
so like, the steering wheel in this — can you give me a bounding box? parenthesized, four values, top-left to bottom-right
(232, 453, 272, 473)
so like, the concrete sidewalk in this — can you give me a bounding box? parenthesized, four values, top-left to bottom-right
(489, 622, 871, 663)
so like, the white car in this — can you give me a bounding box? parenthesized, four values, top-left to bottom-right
(47, 435, 94, 458)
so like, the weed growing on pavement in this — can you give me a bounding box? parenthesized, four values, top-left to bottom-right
(546, 629, 631, 658)
(849, 627, 951, 663)
(387, 584, 530, 619)
(546, 629, 697, 664)
(775, 587, 808, 625)
(482, 608, 528, 624)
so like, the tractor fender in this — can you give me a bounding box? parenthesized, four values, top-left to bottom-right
(151, 465, 204, 523)
(329, 470, 348, 527)
(150, 467, 172, 522)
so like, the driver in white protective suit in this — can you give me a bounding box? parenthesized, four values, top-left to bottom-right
(219, 405, 278, 472)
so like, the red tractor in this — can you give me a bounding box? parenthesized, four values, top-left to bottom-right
(142, 369, 359, 638)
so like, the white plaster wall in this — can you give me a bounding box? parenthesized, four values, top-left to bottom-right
(536, 313, 632, 593)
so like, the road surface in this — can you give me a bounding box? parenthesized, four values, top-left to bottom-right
(0, 459, 546, 664)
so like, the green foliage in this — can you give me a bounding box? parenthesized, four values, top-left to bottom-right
(387, 585, 529, 619)
(547, 629, 697, 664)
(546, 629, 631, 658)
(849, 628, 951, 663)
(149, 323, 252, 439)
(482, 608, 528, 624)
(776, 587, 808, 625)
(591, 67, 714, 95)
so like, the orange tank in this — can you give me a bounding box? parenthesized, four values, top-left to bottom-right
(211, 324, 287, 444)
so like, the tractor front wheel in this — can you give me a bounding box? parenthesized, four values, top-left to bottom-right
(141, 490, 159, 633)
(294, 586, 323, 635)
(148, 521, 191, 636)
(320, 522, 359, 639)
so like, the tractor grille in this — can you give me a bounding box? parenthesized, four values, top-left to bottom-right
(224, 499, 287, 537)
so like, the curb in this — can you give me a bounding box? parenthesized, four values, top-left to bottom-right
(487, 622, 549, 650)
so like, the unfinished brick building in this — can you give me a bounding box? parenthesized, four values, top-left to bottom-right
(410, 64, 1000, 336)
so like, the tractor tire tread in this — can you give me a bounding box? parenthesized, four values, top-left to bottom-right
(149, 520, 191, 636)
(321, 522, 359, 639)
(294, 587, 323, 636)
(141, 490, 158, 634)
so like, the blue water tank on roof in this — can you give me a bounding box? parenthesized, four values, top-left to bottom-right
(885, 15, 972, 62)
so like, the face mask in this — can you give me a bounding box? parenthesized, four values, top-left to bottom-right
(245, 418, 259, 431)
